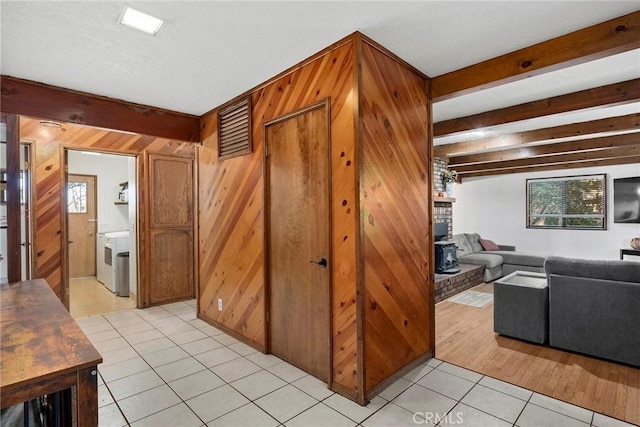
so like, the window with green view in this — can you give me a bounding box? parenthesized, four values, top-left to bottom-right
(527, 174, 606, 230)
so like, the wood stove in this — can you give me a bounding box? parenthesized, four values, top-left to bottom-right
(435, 241, 460, 274)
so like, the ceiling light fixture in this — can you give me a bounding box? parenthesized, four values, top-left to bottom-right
(119, 6, 165, 36)
(39, 120, 62, 129)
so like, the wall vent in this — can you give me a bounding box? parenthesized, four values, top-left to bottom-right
(217, 97, 252, 160)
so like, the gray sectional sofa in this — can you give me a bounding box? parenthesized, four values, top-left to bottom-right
(452, 233, 546, 282)
(545, 256, 640, 367)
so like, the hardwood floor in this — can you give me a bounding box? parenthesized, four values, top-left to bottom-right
(436, 283, 639, 425)
(69, 277, 136, 318)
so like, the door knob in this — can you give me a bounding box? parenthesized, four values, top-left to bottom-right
(310, 258, 328, 268)
(68, 240, 74, 244)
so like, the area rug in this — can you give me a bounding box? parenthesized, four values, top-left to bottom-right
(448, 290, 493, 308)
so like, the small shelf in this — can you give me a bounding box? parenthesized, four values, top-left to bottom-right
(434, 196, 456, 203)
(114, 201, 128, 205)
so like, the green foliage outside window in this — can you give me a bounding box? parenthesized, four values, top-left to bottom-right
(527, 174, 606, 230)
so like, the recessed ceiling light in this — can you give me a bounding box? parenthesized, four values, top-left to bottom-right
(39, 120, 62, 128)
(119, 6, 165, 36)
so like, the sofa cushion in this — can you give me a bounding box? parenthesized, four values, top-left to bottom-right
(459, 253, 504, 269)
(465, 233, 484, 253)
(452, 234, 474, 257)
(479, 238, 500, 251)
(545, 256, 640, 284)
(488, 251, 546, 268)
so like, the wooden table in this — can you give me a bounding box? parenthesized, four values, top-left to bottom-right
(1, 279, 102, 426)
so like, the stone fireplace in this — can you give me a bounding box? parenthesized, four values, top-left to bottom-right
(433, 158, 453, 240)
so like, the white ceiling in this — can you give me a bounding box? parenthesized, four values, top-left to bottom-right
(1, 1, 639, 141)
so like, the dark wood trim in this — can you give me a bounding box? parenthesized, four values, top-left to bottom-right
(354, 32, 366, 406)
(330, 382, 359, 403)
(60, 148, 69, 308)
(202, 34, 357, 117)
(436, 113, 640, 158)
(426, 78, 436, 359)
(458, 155, 640, 178)
(4, 113, 21, 282)
(365, 352, 432, 402)
(449, 132, 640, 166)
(359, 33, 429, 80)
(432, 11, 640, 101)
(434, 79, 640, 137)
(454, 144, 639, 173)
(326, 98, 335, 392)
(1, 76, 201, 142)
(198, 311, 266, 353)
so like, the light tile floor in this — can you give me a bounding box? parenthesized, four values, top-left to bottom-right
(77, 300, 635, 427)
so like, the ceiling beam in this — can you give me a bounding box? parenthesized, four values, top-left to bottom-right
(432, 11, 640, 101)
(458, 156, 640, 178)
(449, 132, 640, 166)
(434, 79, 640, 137)
(434, 113, 640, 158)
(455, 144, 640, 173)
(0, 76, 201, 142)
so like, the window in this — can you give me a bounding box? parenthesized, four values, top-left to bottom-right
(527, 174, 606, 230)
(67, 182, 87, 213)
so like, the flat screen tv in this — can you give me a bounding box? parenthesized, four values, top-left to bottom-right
(613, 176, 640, 223)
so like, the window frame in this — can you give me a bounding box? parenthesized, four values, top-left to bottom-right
(67, 181, 88, 214)
(526, 174, 607, 230)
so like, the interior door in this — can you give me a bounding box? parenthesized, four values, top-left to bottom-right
(266, 102, 331, 381)
(144, 153, 194, 306)
(67, 174, 97, 278)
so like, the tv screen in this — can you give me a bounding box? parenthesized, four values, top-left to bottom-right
(613, 176, 640, 224)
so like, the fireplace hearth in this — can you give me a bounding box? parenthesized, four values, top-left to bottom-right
(435, 241, 460, 274)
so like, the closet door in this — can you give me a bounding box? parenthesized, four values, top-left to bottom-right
(265, 102, 331, 381)
(142, 152, 194, 306)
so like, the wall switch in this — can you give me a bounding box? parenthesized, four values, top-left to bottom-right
(218, 298, 223, 311)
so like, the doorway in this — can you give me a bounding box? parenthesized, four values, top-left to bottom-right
(66, 150, 138, 317)
(0, 120, 33, 284)
(265, 102, 331, 381)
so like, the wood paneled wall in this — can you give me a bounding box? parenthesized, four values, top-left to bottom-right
(199, 38, 360, 392)
(359, 42, 432, 395)
(19, 117, 195, 304)
(198, 32, 432, 403)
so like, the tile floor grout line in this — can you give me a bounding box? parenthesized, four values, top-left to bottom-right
(85, 302, 633, 427)
(98, 307, 210, 426)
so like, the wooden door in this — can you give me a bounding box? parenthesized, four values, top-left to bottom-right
(68, 174, 97, 278)
(266, 103, 331, 381)
(144, 153, 194, 306)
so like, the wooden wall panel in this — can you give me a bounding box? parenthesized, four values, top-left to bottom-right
(19, 117, 195, 304)
(198, 40, 360, 391)
(199, 112, 267, 345)
(359, 42, 432, 395)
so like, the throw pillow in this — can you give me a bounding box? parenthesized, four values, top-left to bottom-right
(479, 238, 500, 251)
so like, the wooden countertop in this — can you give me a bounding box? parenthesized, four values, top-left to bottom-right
(1, 279, 102, 394)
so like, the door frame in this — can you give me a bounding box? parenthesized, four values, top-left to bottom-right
(19, 140, 35, 280)
(263, 99, 333, 386)
(61, 147, 141, 308)
(66, 173, 98, 278)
